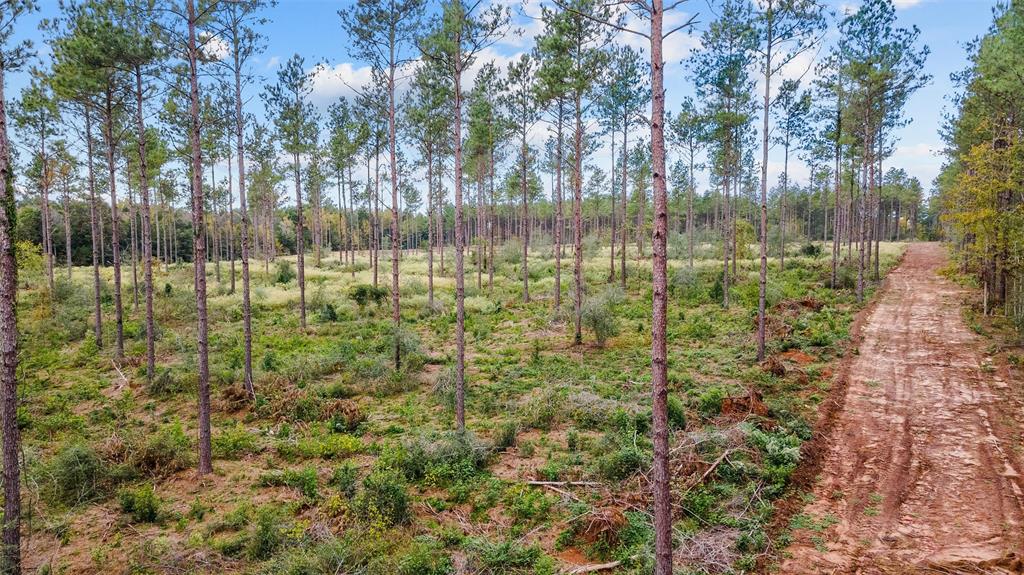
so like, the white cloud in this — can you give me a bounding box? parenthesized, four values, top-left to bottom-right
(308, 61, 375, 105)
(201, 35, 230, 61)
(892, 0, 923, 9)
(266, 56, 280, 70)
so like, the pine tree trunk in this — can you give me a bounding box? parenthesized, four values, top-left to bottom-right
(103, 90, 125, 361)
(649, 7, 672, 572)
(554, 101, 564, 309)
(572, 93, 584, 346)
(135, 67, 156, 383)
(187, 0, 213, 475)
(0, 56, 23, 575)
(453, 61, 467, 433)
(233, 58, 255, 400)
(389, 64, 401, 371)
(294, 149, 307, 329)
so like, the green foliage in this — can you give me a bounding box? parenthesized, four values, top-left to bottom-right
(348, 283, 388, 310)
(667, 394, 687, 430)
(213, 423, 259, 459)
(248, 506, 285, 560)
(259, 466, 319, 499)
(696, 386, 727, 418)
(331, 462, 359, 498)
(46, 443, 111, 506)
(354, 469, 410, 527)
(119, 484, 162, 523)
(397, 538, 453, 575)
(133, 422, 194, 476)
(581, 291, 621, 346)
(275, 260, 296, 284)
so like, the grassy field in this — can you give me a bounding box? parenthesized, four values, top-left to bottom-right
(15, 239, 906, 574)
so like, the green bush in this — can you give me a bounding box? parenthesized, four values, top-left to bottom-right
(696, 386, 726, 418)
(800, 243, 823, 257)
(47, 443, 110, 506)
(667, 394, 687, 430)
(213, 423, 259, 459)
(581, 294, 621, 347)
(597, 443, 648, 481)
(331, 462, 359, 498)
(493, 420, 518, 451)
(119, 484, 162, 523)
(348, 284, 388, 310)
(275, 260, 295, 284)
(259, 466, 319, 499)
(133, 422, 194, 476)
(317, 302, 339, 323)
(354, 469, 409, 527)
(248, 506, 285, 560)
(397, 538, 453, 575)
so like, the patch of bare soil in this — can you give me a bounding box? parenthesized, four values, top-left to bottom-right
(781, 243, 1024, 574)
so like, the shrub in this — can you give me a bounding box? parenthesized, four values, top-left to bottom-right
(248, 506, 284, 560)
(696, 386, 727, 418)
(397, 538, 453, 575)
(348, 284, 388, 310)
(213, 423, 259, 459)
(132, 422, 193, 476)
(259, 466, 319, 499)
(331, 462, 359, 498)
(317, 302, 339, 323)
(667, 394, 687, 430)
(493, 420, 518, 451)
(597, 444, 648, 481)
(581, 294, 621, 347)
(354, 469, 409, 527)
(275, 260, 295, 284)
(119, 484, 162, 523)
(800, 243, 823, 257)
(47, 443, 109, 506)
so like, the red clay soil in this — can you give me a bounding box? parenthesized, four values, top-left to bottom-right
(781, 243, 1024, 574)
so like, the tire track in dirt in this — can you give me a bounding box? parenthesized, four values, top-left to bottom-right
(781, 243, 1024, 574)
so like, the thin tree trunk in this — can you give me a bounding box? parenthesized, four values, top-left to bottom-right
(649, 6, 672, 573)
(233, 55, 255, 400)
(388, 63, 401, 371)
(757, 11, 773, 363)
(135, 67, 156, 383)
(294, 149, 307, 328)
(572, 92, 583, 345)
(453, 61, 467, 433)
(103, 90, 125, 361)
(554, 100, 564, 309)
(187, 0, 213, 475)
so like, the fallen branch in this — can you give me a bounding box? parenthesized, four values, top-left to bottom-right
(527, 481, 601, 487)
(532, 483, 581, 502)
(564, 559, 623, 574)
(111, 360, 129, 386)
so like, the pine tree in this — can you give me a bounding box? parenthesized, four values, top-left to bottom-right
(419, 0, 510, 432)
(263, 54, 316, 328)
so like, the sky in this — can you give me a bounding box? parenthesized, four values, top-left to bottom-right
(5, 0, 1001, 205)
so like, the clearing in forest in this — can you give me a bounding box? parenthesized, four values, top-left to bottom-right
(782, 242, 1024, 574)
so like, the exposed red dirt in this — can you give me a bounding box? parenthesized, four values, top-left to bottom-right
(781, 243, 1024, 574)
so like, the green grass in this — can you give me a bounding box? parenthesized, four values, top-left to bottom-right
(13, 239, 907, 573)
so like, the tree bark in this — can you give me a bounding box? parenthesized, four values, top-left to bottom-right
(233, 53, 255, 400)
(134, 67, 156, 383)
(649, 6, 672, 573)
(188, 0, 213, 475)
(0, 53, 23, 575)
(103, 89, 125, 361)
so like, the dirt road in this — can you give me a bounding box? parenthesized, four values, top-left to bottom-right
(781, 243, 1024, 574)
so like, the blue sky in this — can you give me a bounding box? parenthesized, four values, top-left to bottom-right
(6, 0, 999, 203)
